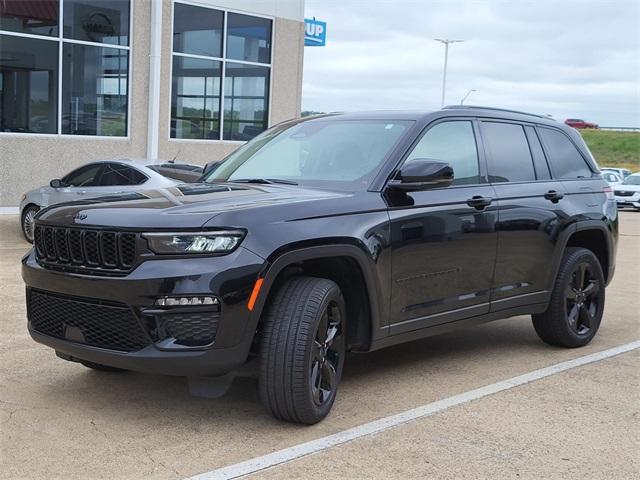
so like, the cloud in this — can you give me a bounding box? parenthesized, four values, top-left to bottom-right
(302, 0, 640, 126)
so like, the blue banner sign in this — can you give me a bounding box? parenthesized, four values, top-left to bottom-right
(304, 18, 326, 46)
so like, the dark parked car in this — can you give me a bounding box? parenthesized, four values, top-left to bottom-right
(564, 118, 599, 129)
(23, 106, 618, 424)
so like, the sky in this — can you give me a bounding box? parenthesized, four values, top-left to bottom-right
(302, 0, 640, 127)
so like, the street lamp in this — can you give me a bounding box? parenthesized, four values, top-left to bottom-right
(460, 89, 476, 105)
(434, 38, 464, 107)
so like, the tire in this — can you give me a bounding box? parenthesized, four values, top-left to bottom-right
(80, 360, 127, 372)
(532, 247, 605, 348)
(21, 205, 39, 243)
(258, 276, 346, 424)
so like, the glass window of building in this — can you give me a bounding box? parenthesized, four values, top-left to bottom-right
(171, 56, 222, 140)
(0, 34, 58, 133)
(223, 62, 269, 141)
(0, 0, 130, 136)
(63, 0, 129, 46)
(173, 3, 223, 58)
(226, 12, 272, 64)
(171, 2, 272, 141)
(0, 0, 59, 37)
(62, 43, 128, 136)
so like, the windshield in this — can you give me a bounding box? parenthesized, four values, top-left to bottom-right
(203, 118, 412, 190)
(622, 174, 640, 185)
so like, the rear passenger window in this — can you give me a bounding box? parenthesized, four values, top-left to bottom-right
(537, 128, 592, 179)
(405, 121, 482, 185)
(481, 122, 535, 183)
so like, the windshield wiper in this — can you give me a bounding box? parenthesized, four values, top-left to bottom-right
(232, 178, 298, 185)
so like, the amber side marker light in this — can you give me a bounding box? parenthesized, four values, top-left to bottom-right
(247, 278, 264, 311)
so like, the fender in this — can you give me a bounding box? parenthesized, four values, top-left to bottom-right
(246, 243, 386, 344)
(547, 219, 615, 290)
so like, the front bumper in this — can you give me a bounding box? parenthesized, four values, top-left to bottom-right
(615, 193, 640, 209)
(22, 246, 266, 376)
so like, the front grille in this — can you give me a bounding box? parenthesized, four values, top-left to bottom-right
(614, 190, 634, 197)
(162, 312, 220, 347)
(28, 290, 150, 352)
(34, 225, 138, 275)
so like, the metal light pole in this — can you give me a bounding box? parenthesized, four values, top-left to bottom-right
(434, 39, 464, 107)
(460, 89, 476, 105)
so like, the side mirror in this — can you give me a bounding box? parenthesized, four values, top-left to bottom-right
(50, 179, 67, 188)
(388, 160, 454, 191)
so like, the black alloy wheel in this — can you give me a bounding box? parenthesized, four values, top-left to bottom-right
(533, 247, 605, 348)
(310, 300, 344, 407)
(565, 261, 601, 336)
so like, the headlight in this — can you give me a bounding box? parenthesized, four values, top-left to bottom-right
(143, 231, 245, 255)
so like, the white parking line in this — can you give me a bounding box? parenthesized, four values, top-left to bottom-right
(186, 341, 640, 480)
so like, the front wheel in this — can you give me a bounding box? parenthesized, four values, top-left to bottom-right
(258, 276, 346, 424)
(21, 205, 39, 243)
(532, 247, 605, 348)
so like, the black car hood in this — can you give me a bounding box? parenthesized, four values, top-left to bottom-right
(36, 183, 350, 229)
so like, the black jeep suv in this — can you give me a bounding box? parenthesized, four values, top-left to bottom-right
(23, 106, 618, 424)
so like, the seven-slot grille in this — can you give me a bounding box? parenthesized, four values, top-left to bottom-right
(34, 224, 138, 274)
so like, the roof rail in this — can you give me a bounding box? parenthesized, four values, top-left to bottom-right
(442, 105, 554, 120)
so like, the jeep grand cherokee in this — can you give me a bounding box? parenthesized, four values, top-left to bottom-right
(22, 106, 618, 424)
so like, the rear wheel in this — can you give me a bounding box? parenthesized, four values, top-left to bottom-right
(258, 276, 346, 424)
(532, 247, 605, 347)
(21, 205, 39, 243)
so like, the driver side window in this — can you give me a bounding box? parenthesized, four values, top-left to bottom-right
(63, 164, 103, 187)
(405, 121, 483, 185)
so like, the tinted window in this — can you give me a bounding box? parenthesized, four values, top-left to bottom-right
(64, 164, 103, 186)
(171, 56, 222, 139)
(173, 3, 223, 58)
(538, 128, 592, 179)
(482, 122, 535, 183)
(63, 0, 130, 46)
(0, 34, 58, 133)
(0, 0, 59, 36)
(61, 43, 128, 136)
(405, 121, 482, 185)
(223, 62, 269, 140)
(226, 13, 271, 64)
(99, 163, 146, 186)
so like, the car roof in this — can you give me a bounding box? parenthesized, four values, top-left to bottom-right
(301, 106, 559, 127)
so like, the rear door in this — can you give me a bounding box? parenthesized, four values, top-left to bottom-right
(480, 120, 567, 311)
(387, 119, 498, 334)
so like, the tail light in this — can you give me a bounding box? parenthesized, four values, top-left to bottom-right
(603, 185, 614, 201)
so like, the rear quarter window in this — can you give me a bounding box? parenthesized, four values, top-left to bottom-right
(537, 128, 592, 179)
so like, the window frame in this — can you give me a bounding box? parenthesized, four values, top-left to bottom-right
(168, 0, 274, 144)
(98, 162, 149, 186)
(0, 0, 133, 139)
(62, 162, 106, 187)
(387, 117, 489, 190)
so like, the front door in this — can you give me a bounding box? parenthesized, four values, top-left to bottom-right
(387, 120, 498, 334)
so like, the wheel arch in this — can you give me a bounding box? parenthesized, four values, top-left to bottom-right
(249, 244, 384, 352)
(552, 220, 615, 287)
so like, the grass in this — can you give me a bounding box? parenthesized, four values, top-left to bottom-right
(579, 129, 640, 172)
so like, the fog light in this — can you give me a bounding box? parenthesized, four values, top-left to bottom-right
(155, 296, 219, 307)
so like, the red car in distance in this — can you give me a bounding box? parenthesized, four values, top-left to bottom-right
(565, 118, 599, 129)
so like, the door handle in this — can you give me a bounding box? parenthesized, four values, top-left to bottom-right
(466, 196, 492, 210)
(544, 190, 564, 203)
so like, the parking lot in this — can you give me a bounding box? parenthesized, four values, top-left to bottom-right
(1, 212, 638, 480)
